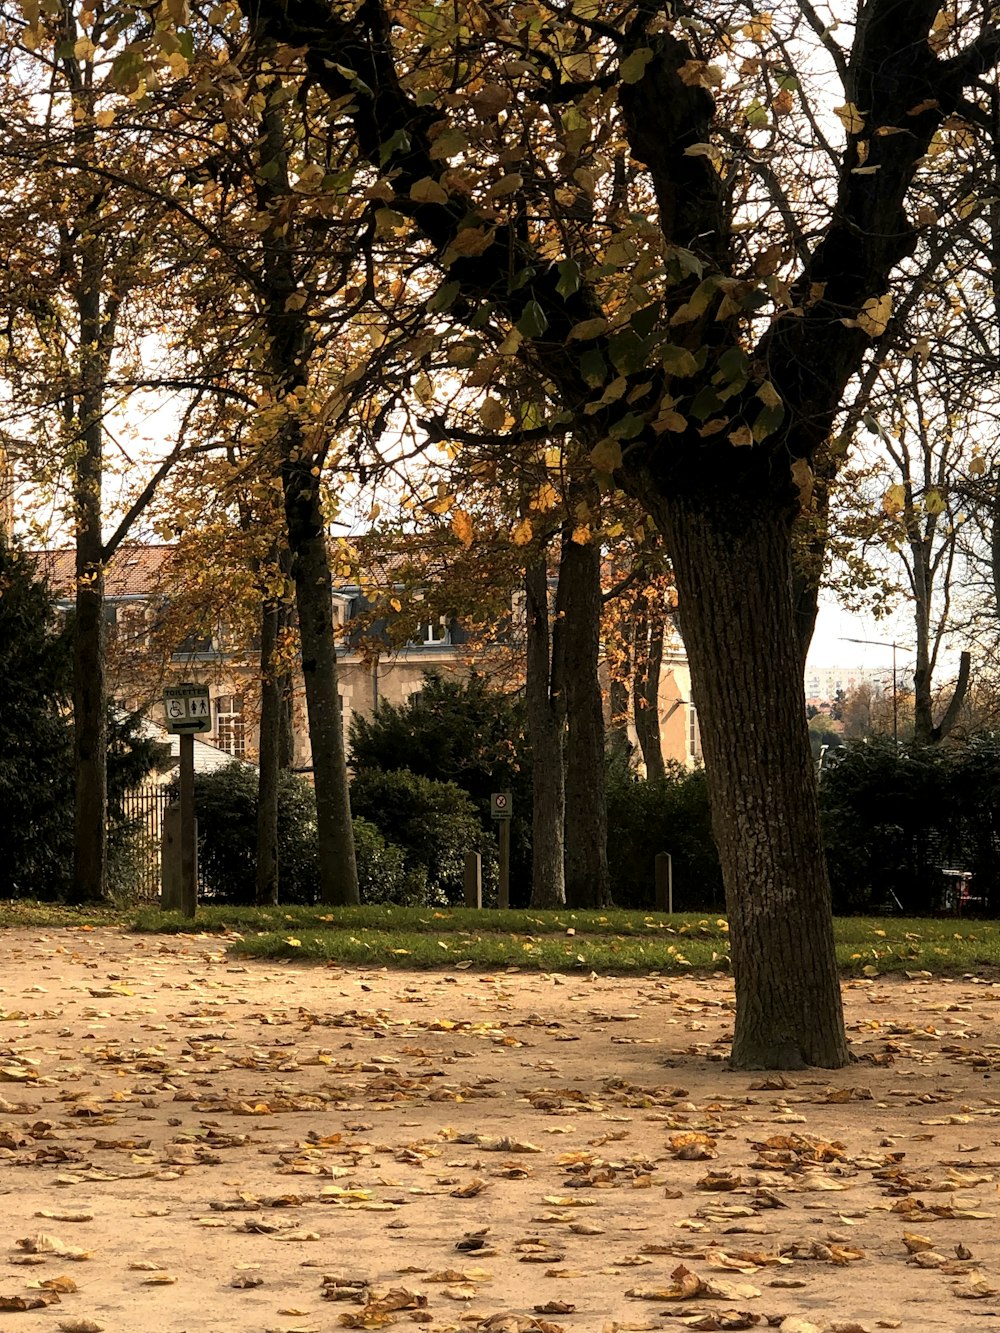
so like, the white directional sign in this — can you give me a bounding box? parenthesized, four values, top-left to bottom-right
(164, 683, 212, 735)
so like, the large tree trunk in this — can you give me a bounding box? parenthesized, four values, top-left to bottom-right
(652, 490, 849, 1069)
(525, 556, 565, 908)
(559, 533, 610, 908)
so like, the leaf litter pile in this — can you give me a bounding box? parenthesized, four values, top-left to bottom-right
(0, 929, 999, 1331)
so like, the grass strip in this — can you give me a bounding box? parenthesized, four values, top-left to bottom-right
(2, 902, 1000, 977)
(130, 903, 727, 937)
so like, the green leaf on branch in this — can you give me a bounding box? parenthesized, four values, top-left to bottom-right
(579, 349, 607, 387)
(752, 401, 785, 442)
(661, 345, 699, 377)
(516, 301, 549, 339)
(608, 330, 650, 376)
(556, 259, 581, 298)
(620, 47, 654, 83)
(379, 128, 411, 166)
(690, 385, 724, 421)
(427, 280, 461, 313)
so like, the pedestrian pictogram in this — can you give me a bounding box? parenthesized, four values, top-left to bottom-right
(164, 683, 212, 735)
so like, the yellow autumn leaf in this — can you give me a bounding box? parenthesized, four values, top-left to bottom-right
(533, 481, 559, 511)
(833, 102, 865, 135)
(567, 317, 609, 341)
(451, 508, 474, 548)
(756, 380, 782, 409)
(743, 13, 773, 40)
(791, 457, 813, 504)
(590, 437, 622, 473)
(857, 292, 892, 337)
(410, 176, 449, 205)
(479, 397, 506, 431)
(512, 517, 534, 546)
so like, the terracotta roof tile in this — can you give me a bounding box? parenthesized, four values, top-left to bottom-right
(36, 545, 177, 598)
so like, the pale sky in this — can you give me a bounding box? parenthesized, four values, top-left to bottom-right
(807, 593, 919, 671)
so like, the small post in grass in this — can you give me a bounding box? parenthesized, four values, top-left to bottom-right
(164, 682, 211, 920)
(463, 850, 482, 908)
(490, 791, 512, 910)
(655, 851, 673, 914)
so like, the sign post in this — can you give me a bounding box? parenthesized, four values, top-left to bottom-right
(164, 684, 211, 920)
(490, 791, 512, 910)
(655, 851, 673, 914)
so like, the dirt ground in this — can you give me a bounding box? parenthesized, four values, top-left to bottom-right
(1, 928, 999, 1333)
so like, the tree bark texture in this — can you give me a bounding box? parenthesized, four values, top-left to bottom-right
(651, 491, 849, 1069)
(525, 556, 566, 908)
(558, 533, 610, 909)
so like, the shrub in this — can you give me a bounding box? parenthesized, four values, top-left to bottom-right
(353, 816, 426, 905)
(349, 672, 530, 893)
(350, 767, 494, 904)
(605, 762, 723, 911)
(0, 541, 165, 899)
(181, 763, 434, 906)
(176, 764, 321, 904)
(819, 737, 992, 914)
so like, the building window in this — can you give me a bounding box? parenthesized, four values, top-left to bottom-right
(216, 693, 246, 759)
(687, 703, 701, 765)
(118, 603, 148, 648)
(418, 617, 450, 645)
(174, 629, 214, 657)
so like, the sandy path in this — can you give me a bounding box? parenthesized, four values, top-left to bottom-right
(0, 926, 998, 1332)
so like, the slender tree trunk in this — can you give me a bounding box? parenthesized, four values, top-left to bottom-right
(633, 596, 666, 780)
(283, 457, 358, 905)
(72, 522, 107, 903)
(525, 556, 565, 908)
(559, 533, 610, 908)
(255, 592, 281, 906)
(253, 543, 294, 905)
(909, 526, 971, 745)
(278, 597, 296, 770)
(652, 490, 849, 1069)
(256, 82, 358, 905)
(70, 225, 107, 904)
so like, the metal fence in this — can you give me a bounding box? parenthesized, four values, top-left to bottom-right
(116, 783, 171, 901)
